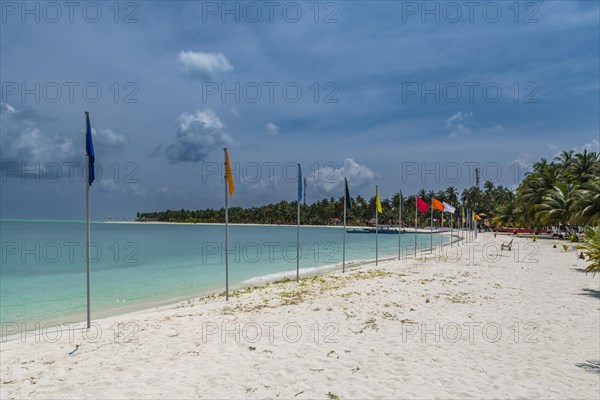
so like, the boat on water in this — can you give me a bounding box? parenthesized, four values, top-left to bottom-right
(347, 226, 407, 234)
(346, 228, 371, 234)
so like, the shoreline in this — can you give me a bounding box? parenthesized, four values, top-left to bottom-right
(2, 232, 598, 399)
(2, 232, 461, 339)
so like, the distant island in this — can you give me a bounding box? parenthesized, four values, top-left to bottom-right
(137, 150, 599, 229)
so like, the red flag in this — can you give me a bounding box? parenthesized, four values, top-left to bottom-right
(417, 196, 429, 213)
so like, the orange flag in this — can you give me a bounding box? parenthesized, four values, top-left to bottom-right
(432, 198, 445, 212)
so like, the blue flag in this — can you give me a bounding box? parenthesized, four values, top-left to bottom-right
(297, 164, 302, 203)
(85, 112, 95, 186)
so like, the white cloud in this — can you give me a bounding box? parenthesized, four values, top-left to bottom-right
(1, 103, 129, 170)
(92, 128, 128, 149)
(445, 111, 473, 138)
(0, 102, 76, 165)
(547, 143, 559, 151)
(176, 51, 233, 80)
(578, 139, 599, 153)
(312, 158, 376, 195)
(164, 108, 234, 163)
(265, 122, 280, 136)
(97, 178, 146, 198)
(445, 111, 503, 139)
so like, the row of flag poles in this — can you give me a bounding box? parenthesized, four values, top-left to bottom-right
(83, 113, 482, 327)
(227, 146, 481, 280)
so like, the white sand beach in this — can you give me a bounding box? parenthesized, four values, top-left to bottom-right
(1, 232, 599, 399)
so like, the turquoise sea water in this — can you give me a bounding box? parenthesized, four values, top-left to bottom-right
(0, 220, 448, 327)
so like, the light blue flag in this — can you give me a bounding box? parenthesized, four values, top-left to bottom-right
(297, 164, 302, 202)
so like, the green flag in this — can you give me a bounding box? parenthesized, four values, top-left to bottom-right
(344, 178, 352, 209)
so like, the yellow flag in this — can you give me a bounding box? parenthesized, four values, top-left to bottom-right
(224, 148, 234, 197)
(475, 213, 481, 221)
(376, 186, 382, 213)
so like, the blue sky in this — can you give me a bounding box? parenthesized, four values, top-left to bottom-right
(1, 1, 599, 219)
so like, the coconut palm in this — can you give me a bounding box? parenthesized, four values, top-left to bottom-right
(445, 186, 459, 204)
(572, 179, 600, 225)
(554, 150, 575, 178)
(571, 150, 599, 182)
(461, 186, 483, 211)
(535, 182, 579, 226)
(575, 226, 600, 275)
(492, 199, 520, 227)
(516, 160, 561, 226)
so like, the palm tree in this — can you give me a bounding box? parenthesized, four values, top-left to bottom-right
(571, 150, 599, 182)
(445, 186, 459, 204)
(461, 186, 483, 211)
(535, 183, 578, 226)
(492, 199, 520, 227)
(516, 160, 561, 226)
(572, 179, 600, 225)
(554, 150, 575, 178)
(575, 226, 600, 275)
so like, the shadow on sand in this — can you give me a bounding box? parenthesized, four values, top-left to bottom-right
(578, 288, 600, 299)
(576, 360, 600, 374)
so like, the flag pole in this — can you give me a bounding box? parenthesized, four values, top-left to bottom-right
(296, 164, 301, 282)
(85, 112, 91, 329)
(296, 198, 300, 281)
(430, 199, 433, 252)
(465, 210, 468, 243)
(461, 213, 464, 244)
(468, 209, 471, 243)
(441, 210, 444, 248)
(414, 195, 417, 256)
(465, 211, 468, 243)
(398, 191, 402, 260)
(224, 149, 229, 301)
(469, 210, 472, 242)
(375, 186, 379, 266)
(343, 186, 346, 273)
(450, 212, 454, 248)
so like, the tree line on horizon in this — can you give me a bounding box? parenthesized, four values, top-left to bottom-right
(137, 150, 599, 228)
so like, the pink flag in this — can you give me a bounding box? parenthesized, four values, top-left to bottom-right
(417, 196, 429, 213)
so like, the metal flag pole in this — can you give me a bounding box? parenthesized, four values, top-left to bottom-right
(450, 212, 454, 248)
(224, 149, 229, 301)
(343, 185, 346, 273)
(463, 210, 467, 243)
(469, 210, 475, 242)
(458, 214, 460, 245)
(375, 186, 379, 266)
(296, 164, 301, 282)
(429, 199, 433, 252)
(297, 198, 300, 280)
(462, 213, 465, 244)
(441, 210, 444, 248)
(414, 195, 418, 256)
(468, 209, 471, 243)
(85, 112, 91, 329)
(465, 210, 468, 243)
(398, 191, 402, 260)
(465, 210, 467, 243)
(470, 210, 473, 242)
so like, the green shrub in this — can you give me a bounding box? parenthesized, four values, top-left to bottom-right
(575, 226, 600, 275)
